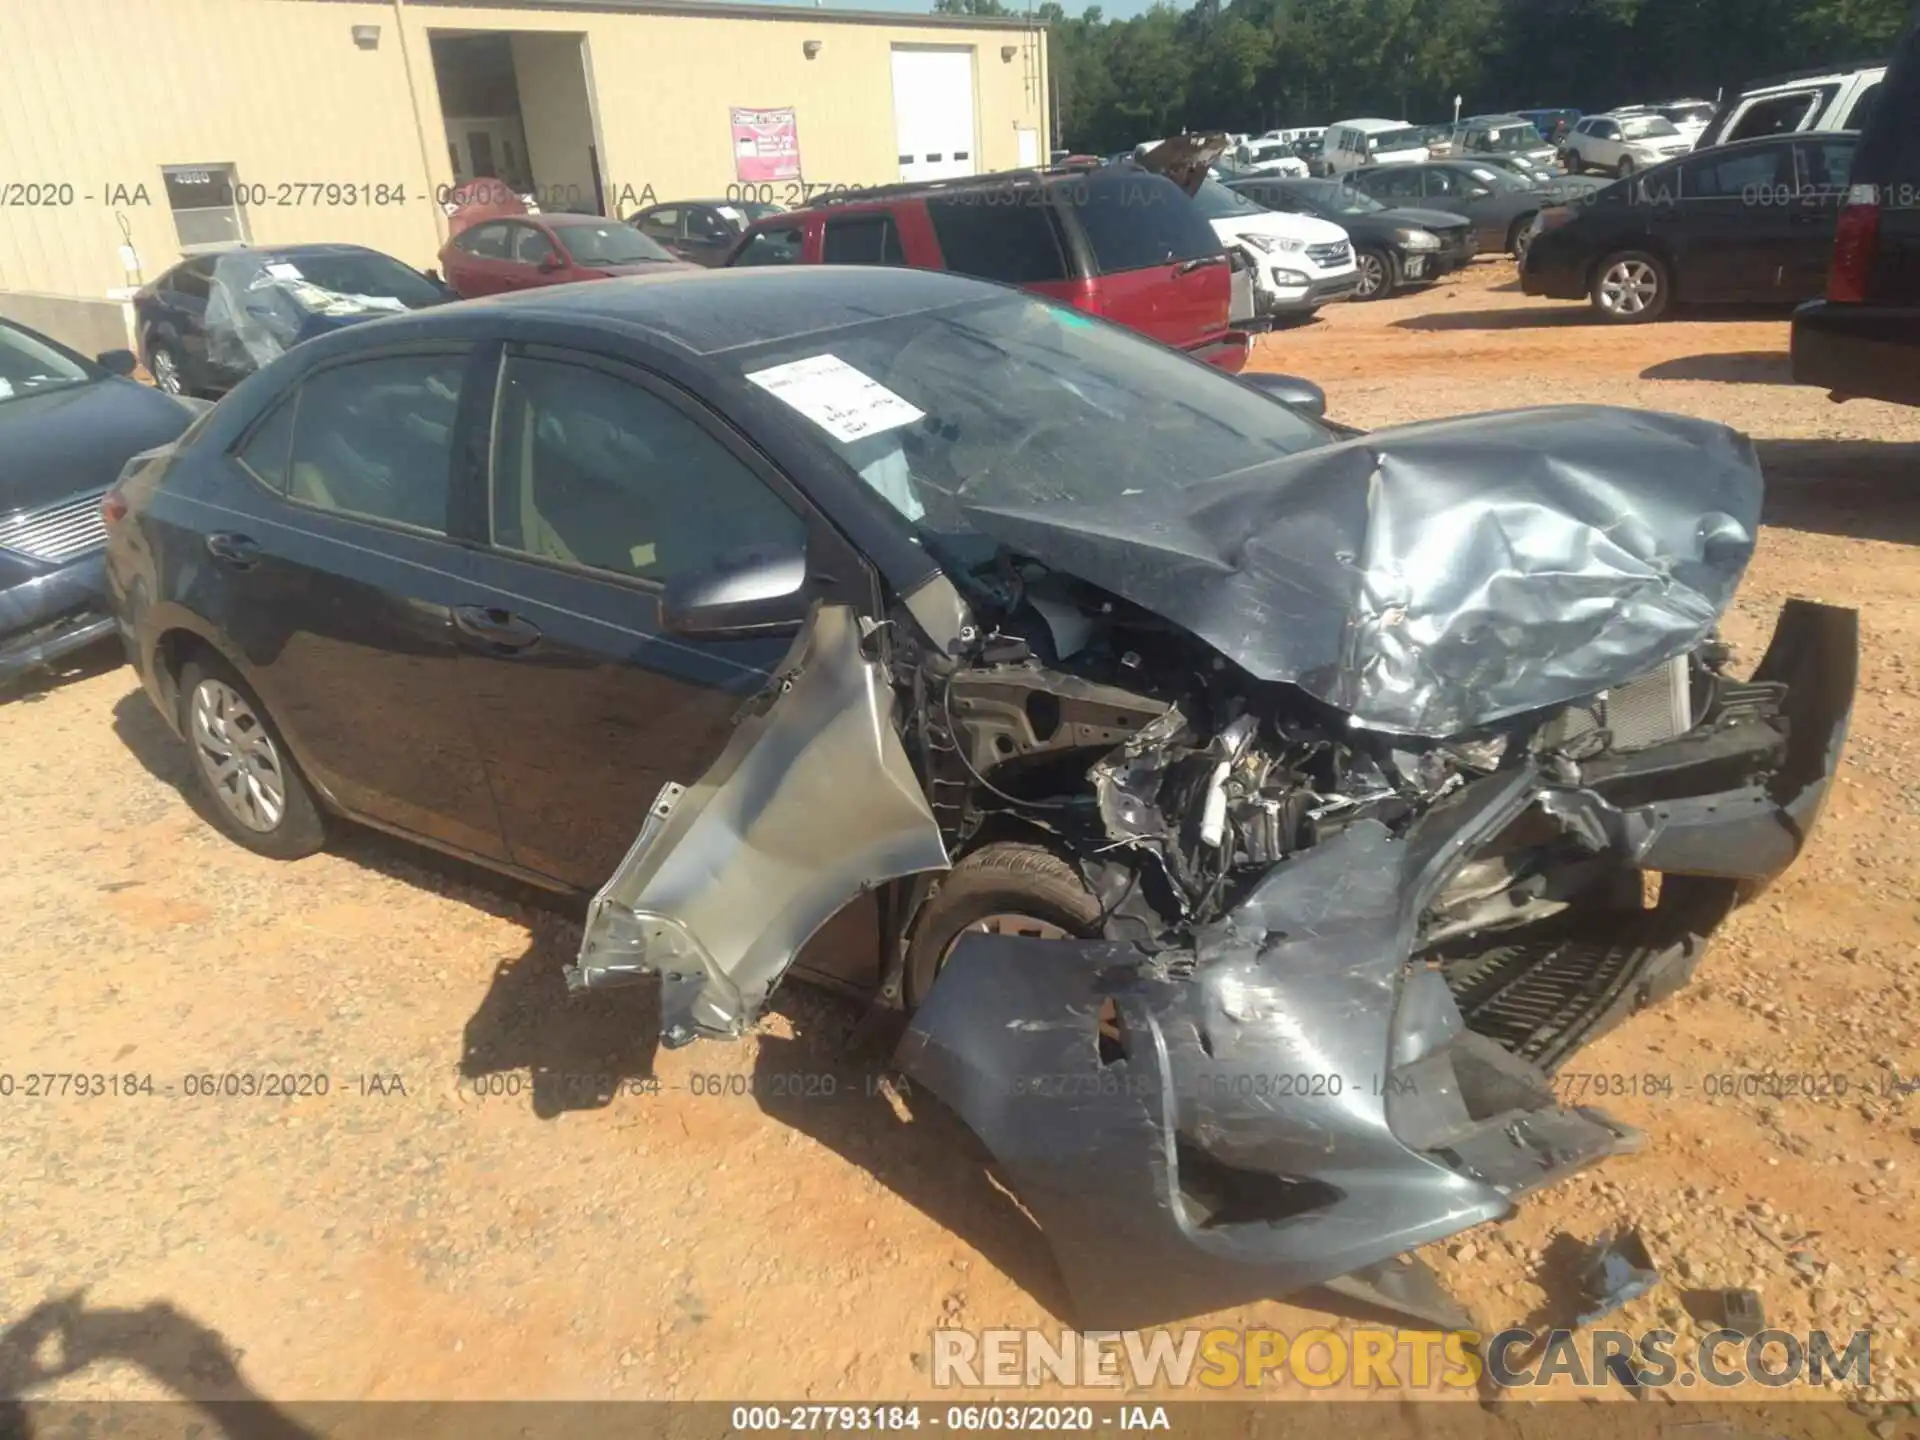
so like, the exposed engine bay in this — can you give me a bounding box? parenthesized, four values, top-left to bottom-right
(906, 561, 1785, 962)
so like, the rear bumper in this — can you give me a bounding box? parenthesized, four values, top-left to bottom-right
(898, 600, 1856, 1331)
(0, 552, 116, 683)
(1791, 298, 1920, 407)
(1187, 331, 1252, 374)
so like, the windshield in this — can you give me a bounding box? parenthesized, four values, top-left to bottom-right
(1621, 115, 1682, 139)
(1482, 123, 1547, 152)
(1295, 180, 1386, 216)
(270, 251, 443, 307)
(1249, 144, 1293, 163)
(729, 293, 1327, 566)
(1192, 178, 1268, 219)
(1367, 127, 1428, 152)
(1659, 103, 1716, 125)
(556, 221, 677, 265)
(0, 323, 92, 401)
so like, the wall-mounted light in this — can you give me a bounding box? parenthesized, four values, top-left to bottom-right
(351, 23, 380, 49)
(1001, 44, 1017, 61)
(803, 38, 823, 58)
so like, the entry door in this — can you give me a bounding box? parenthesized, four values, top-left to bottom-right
(892, 47, 978, 183)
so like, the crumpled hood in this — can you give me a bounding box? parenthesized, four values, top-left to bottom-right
(959, 404, 1760, 737)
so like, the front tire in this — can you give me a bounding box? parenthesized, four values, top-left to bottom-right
(1590, 249, 1670, 323)
(178, 656, 327, 860)
(1616, 155, 1637, 179)
(1353, 246, 1398, 300)
(904, 841, 1106, 1007)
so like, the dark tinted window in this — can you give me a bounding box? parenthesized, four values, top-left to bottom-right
(512, 225, 555, 264)
(1058, 171, 1218, 274)
(823, 214, 908, 265)
(635, 206, 680, 238)
(1685, 144, 1790, 197)
(731, 226, 803, 267)
(284, 354, 464, 532)
(235, 398, 297, 491)
(489, 356, 804, 585)
(458, 222, 511, 259)
(1727, 91, 1825, 142)
(167, 258, 214, 301)
(1795, 138, 1857, 191)
(926, 191, 1069, 283)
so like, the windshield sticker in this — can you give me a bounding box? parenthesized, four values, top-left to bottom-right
(746, 354, 924, 444)
(264, 262, 305, 281)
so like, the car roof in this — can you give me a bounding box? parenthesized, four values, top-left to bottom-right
(1737, 61, 1887, 92)
(1463, 113, 1532, 124)
(356, 265, 1005, 358)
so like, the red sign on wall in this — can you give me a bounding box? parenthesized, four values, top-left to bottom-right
(731, 107, 802, 182)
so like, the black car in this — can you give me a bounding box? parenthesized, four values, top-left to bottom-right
(1345, 160, 1565, 255)
(1229, 176, 1475, 298)
(1524, 131, 1860, 322)
(133, 244, 452, 399)
(1, 319, 203, 684)
(103, 263, 1854, 1336)
(629, 200, 788, 266)
(1792, 3, 1920, 405)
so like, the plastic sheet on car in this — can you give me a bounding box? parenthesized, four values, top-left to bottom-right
(203, 252, 411, 374)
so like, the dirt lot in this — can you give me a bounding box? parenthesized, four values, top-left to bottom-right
(3, 260, 1917, 1411)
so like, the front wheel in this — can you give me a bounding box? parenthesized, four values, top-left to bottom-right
(1616, 155, 1637, 179)
(1590, 249, 1670, 323)
(1353, 246, 1398, 300)
(903, 841, 1106, 1007)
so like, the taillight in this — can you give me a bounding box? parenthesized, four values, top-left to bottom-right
(1827, 184, 1881, 304)
(101, 488, 129, 526)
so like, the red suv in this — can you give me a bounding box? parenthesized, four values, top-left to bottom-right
(722, 164, 1250, 373)
(439, 213, 690, 298)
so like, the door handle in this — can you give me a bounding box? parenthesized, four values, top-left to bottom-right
(454, 604, 543, 652)
(205, 533, 260, 570)
(1175, 254, 1227, 276)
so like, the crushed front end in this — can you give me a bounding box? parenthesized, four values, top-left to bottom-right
(896, 600, 1857, 1330)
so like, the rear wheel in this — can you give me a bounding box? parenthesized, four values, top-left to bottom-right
(178, 656, 327, 860)
(903, 841, 1107, 1007)
(147, 341, 186, 396)
(1590, 250, 1671, 323)
(1353, 246, 1397, 300)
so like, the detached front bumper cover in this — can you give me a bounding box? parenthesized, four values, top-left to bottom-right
(895, 600, 1856, 1330)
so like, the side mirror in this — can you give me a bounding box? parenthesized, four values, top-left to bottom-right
(1239, 371, 1328, 420)
(661, 542, 809, 638)
(96, 348, 138, 377)
(537, 252, 565, 273)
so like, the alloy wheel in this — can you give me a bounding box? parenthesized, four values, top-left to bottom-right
(1597, 259, 1660, 317)
(1617, 156, 1636, 178)
(1355, 251, 1388, 299)
(150, 348, 183, 396)
(189, 679, 288, 833)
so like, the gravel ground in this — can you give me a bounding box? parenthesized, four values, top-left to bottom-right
(1, 261, 1915, 1411)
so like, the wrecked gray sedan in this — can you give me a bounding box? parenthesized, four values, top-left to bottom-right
(563, 266, 1856, 1331)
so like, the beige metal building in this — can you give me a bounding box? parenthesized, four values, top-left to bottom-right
(0, 0, 1049, 352)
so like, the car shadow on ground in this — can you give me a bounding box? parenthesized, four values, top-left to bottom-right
(1396, 303, 1790, 332)
(1756, 438, 1920, 548)
(1640, 351, 1797, 383)
(0, 641, 123, 707)
(0, 1291, 319, 1438)
(749, 1016, 1079, 1325)
(108, 684, 661, 1121)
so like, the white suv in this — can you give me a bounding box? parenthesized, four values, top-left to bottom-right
(1192, 179, 1359, 322)
(1695, 64, 1887, 149)
(1561, 112, 1695, 177)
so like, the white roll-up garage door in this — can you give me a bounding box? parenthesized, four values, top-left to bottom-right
(891, 47, 978, 183)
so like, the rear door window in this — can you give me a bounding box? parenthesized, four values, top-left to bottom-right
(1685, 143, 1792, 198)
(1795, 138, 1857, 193)
(1056, 171, 1219, 274)
(925, 192, 1070, 282)
(458, 222, 512, 259)
(1726, 91, 1826, 142)
(283, 353, 466, 533)
(822, 214, 908, 266)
